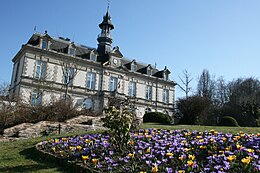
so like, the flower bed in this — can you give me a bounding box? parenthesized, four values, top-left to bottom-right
(37, 129, 260, 172)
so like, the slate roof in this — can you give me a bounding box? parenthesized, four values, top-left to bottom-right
(26, 32, 169, 78)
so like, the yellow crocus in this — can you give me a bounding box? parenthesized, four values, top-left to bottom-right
(185, 148, 191, 152)
(241, 157, 251, 165)
(128, 153, 134, 158)
(188, 154, 195, 160)
(210, 129, 215, 133)
(146, 147, 151, 153)
(151, 166, 158, 172)
(92, 158, 98, 164)
(166, 152, 173, 157)
(227, 155, 236, 162)
(200, 146, 206, 149)
(179, 156, 184, 161)
(247, 149, 254, 153)
(128, 140, 134, 145)
(187, 160, 194, 167)
(82, 155, 89, 160)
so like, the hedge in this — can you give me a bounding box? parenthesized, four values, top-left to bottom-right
(143, 112, 172, 124)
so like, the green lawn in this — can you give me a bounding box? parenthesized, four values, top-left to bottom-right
(140, 123, 260, 134)
(0, 125, 259, 173)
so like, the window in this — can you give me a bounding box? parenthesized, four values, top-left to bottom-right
(64, 67, 74, 86)
(85, 98, 92, 110)
(68, 48, 75, 56)
(110, 76, 118, 91)
(164, 73, 169, 80)
(87, 72, 96, 90)
(42, 39, 47, 49)
(128, 81, 136, 97)
(31, 90, 42, 106)
(94, 99, 100, 112)
(14, 61, 20, 82)
(146, 85, 152, 101)
(131, 63, 137, 72)
(145, 107, 152, 113)
(35, 60, 46, 80)
(75, 98, 84, 107)
(147, 69, 152, 76)
(90, 54, 97, 61)
(163, 89, 169, 104)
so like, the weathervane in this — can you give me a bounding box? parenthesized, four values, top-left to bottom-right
(107, 0, 110, 10)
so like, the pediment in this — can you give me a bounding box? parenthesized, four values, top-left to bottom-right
(109, 46, 123, 58)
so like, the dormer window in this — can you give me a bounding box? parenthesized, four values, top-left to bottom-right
(68, 48, 75, 56)
(90, 53, 97, 61)
(131, 63, 137, 72)
(147, 68, 152, 76)
(164, 73, 169, 80)
(163, 66, 170, 80)
(42, 39, 47, 49)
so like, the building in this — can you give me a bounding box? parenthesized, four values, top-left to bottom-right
(9, 9, 176, 120)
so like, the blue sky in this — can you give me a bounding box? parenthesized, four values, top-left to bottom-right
(0, 0, 259, 98)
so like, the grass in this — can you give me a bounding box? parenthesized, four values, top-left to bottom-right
(0, 125, 260, 173)
(140, 123, 260, 134)
(0, 130, 99, 173)
(0, 136, 66, 173)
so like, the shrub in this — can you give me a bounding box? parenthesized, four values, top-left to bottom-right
(143, 112, 172, 124)
(1, 99, 87, 130)
(37, 99, 81, 122)
(101, 106, 133, 152)
(257, 118, 260, 127)
(176, 96, 211, 125)
(219, 116, 239, 127)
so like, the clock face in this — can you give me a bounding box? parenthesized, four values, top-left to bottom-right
(113, 58, 118, 64)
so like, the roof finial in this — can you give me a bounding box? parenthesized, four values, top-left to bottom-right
(107, 0, 110, 11)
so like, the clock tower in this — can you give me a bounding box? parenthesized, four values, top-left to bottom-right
(97, 8, 114, 57)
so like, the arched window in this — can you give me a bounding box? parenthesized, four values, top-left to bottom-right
(85, 98, 92, 110)
(145, 107, 152, 114)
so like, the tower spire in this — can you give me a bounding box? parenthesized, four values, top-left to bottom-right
(97, 4, 114, 56)
(107, 0, 110, 11)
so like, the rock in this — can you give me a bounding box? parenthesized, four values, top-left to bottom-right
(3, 123, 34, 137)
(3, 115, 105, 139)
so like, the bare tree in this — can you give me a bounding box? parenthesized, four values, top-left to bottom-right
(228, 77, 260, 125)
(31, 64, 55, 106)
(0, 82, 12, 133)
(60, 59, 79, 101)
(53, 39, 80, 101)
(178, 69, 193, 99)
(197, 69, 215, 101)
(214, 76, 229, 106)
(0, 82, 9, 97)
